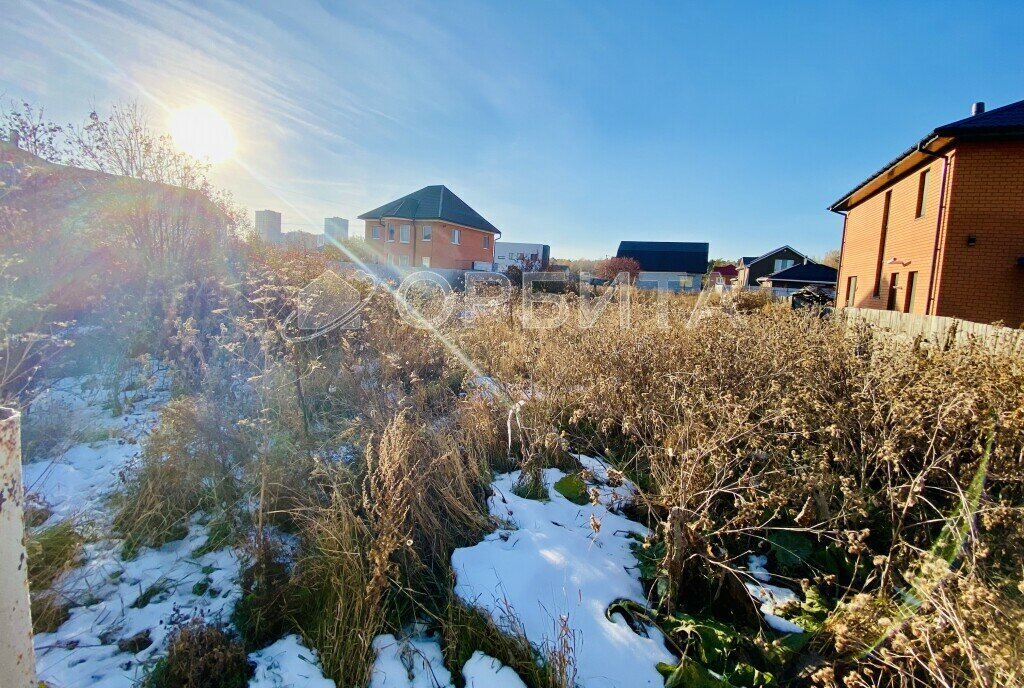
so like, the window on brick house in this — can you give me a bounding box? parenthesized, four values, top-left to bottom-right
(451, 229, 461, 245)
(399, 255, 410, 267)
(400, 225, 410, 243)
(421, 257, 430, 267)
(845, 276, 857, 307)
(483, 235, 490, 249)
(422, 225, 432, 241)
(387, 223, 395, 242)
(372, 225, 381, 240)
(904, 271, 917, 313)
(915, 169, 929, 218)
(874, 190, 892, 297)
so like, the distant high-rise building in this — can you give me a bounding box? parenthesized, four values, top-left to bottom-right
(255, 210, 282, 243)
(323, 217, 349, 245)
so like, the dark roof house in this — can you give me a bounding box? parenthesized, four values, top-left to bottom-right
(358, 185, 499, 234)
(758, 263, 838, 288)
(736, 246, 809, 287)
(616, 241, 710, 273)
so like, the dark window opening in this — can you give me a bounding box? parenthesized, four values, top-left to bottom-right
(846, 275, 857, 307)
(886, 272, 900, 311)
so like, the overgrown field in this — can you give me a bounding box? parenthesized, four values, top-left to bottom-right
(11, 245, 1024, 687)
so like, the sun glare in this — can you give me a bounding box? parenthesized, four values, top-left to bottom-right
(169, 104, 236, 162)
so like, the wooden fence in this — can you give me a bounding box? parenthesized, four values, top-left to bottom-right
(842, 307, 1024, 357)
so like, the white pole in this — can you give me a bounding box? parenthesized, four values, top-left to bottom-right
(0, 407, 36, 688)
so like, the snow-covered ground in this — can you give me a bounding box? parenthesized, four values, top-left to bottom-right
(22, 370, 335, 688)
(450, 456, 676, 688)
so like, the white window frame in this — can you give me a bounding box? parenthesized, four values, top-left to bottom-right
(483, 235, 490, 249)
(372, 225, 381, 240)
(387, 223, 395, 242)
(451, 228, 461, 245)
(399, 255, 410, 267)
(421, 256, 430, 267)
(422, 225, 432, 241)
(400, 224, 411, 244)
(774, 258, 794, 272)
(387, 254, 394, 265)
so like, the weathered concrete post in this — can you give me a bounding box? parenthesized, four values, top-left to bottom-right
(0, 407, 36, 688)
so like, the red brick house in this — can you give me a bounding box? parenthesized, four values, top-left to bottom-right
(358, 185, 499, 270)
(831, 99, 1024, 326)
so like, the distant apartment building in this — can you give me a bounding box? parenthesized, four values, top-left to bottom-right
(255, 209, 282, 243)
(358, 185, 499, 270)
(831, 98, 1024, 325)
(494, 241, 550, 270)
(323, 217, 349, 246)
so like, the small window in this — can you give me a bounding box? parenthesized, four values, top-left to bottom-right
(372, 225, 381, 240)
(387, 254, 394, 265)
(451, 229, 461, 245)
(422, 225, 432, 241)
(773, 258, 795, 272)
(399, 255, 410, 267)
(874, 190, 892, 297)
(400, 225, 410, 243)
(845, 276, 857, 307)
(915, 169, 929, 218)
(421, 256, 430, 267)
(387, 223, 395, 242)
(483, 235, 490, 249)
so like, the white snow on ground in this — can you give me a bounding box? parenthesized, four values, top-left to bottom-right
(743, 556, 805, 634)
(22, 370, 331, 687)
(250, 635, 336, 688)
(369, 633, 453, 687)
(369, 633, 525, 688)
(462, 651, 528, 688)
(451, 457, 676, 688)
(33, 525, 241, 687)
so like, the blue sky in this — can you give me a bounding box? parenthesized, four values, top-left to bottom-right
(2, 1, 1023, 259)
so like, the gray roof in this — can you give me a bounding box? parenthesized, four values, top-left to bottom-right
(761, 262, 837, 285)
(358, 185, 498, 234)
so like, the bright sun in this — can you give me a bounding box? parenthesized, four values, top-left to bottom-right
(169, 104, 236, 162)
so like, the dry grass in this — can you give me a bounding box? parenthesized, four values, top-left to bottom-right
(452, 292, 1024, 687)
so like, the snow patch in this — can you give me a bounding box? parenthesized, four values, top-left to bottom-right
(250, 635, 336, 688)
(451, 459, 675, 687)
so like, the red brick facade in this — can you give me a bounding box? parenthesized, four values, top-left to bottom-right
(362, 219, 495, 270)
(837, 140, 1024, 326)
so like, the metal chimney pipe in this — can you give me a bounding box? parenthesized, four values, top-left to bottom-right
(972, 102, 986, 116)
(0, 408, 36, 688)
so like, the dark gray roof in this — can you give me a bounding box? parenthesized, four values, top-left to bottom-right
(762, 262, 837, 285)
(616, 241, 709, 273)
(741, 245, 807, 268)
(935, 99, 1024, 136)
(358, 185, 498, 234)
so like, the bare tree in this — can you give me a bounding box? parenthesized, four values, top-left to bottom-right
(1, 101, 63, 161)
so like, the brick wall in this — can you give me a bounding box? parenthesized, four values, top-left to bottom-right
(934, 140, 1024, 326)
(362, 220, 495, 269)
(837, 156, 945, 314)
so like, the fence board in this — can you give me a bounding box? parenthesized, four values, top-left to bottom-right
(843, 307, 1024, 357)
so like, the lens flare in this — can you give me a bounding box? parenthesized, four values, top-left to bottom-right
(169, 104, 235, 162)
